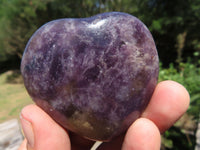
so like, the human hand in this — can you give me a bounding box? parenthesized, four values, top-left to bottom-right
(18, 80, 190, 150)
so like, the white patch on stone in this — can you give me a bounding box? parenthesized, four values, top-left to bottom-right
(35, 37, 42, 49)
(64, 21, 75, 31)
(88, 19, 106, 29)
(51, 98, 64, 109)
(42, 23, 55, 34)
(115, 86, 130, 101)
(83, 122, 93, 130)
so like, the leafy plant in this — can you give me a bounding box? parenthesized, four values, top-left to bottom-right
(159, 59, 200, 149)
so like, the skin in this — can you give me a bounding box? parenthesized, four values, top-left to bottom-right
(18, 80, 190, 150)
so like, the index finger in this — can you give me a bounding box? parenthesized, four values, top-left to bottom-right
(142, 80, 190, 133)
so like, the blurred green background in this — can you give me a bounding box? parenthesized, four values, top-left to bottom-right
(0, 0, 199, 149)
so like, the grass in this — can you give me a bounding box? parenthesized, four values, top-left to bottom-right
(0, 70, 33, 123)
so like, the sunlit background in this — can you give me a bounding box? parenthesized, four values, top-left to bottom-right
(0, 0, 199, 149)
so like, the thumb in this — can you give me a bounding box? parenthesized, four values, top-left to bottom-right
(20, 104, 71, 150)
(122, 118, 161, 150)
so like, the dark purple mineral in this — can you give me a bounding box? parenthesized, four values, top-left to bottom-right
(21, 12, 159, 141)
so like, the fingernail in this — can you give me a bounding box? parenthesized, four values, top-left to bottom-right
(20, 114, 34, 148)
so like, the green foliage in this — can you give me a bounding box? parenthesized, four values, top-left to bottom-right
(137, 0, 200, 66)
(0, 0, 48, 63)
(159, 60, 200, 119)
(162, 126, 195, 150)
(159, 60, 200, 149)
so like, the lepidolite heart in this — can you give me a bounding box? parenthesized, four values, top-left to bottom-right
(21, 12, 159, 141)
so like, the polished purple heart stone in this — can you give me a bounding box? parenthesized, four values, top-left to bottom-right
(21, 12, 159, 141)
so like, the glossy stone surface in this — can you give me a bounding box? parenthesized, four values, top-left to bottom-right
(21, 12, 159, 141)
